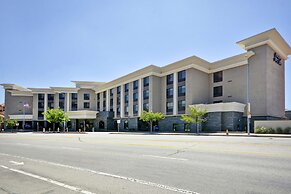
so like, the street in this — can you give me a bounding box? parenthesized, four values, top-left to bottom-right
(0, 133, 291, 194)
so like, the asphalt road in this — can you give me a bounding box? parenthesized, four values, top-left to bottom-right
(0, 133, 291, 194)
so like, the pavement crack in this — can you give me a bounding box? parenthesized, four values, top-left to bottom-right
(78, 137, 83, 142)
(0, 187, 17, 194)
(167, 144, 196, 157)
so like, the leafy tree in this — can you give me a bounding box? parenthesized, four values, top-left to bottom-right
(5, 119, 18, 129)
(139, 111, 165, 133)
(43, 108, 70, 132)
(0, 116, 3, 125)
(181, 105, 207, 133)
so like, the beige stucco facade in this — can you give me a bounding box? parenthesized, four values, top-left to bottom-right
(1, 28, 291, 131)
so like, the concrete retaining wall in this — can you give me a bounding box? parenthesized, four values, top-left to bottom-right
(254, 120, 291, 129)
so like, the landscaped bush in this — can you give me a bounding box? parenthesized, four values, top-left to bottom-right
(284, 127, 291, 134)
(276, 127, 283, 134)
(255, 126, 267, 134)
(255, 126, 291, 134)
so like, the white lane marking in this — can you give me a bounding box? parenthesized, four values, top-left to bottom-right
(9, 161, 24, 165)
(0, 153, 199, 194)
(0, 165, 95, 194)
(60, 146, 81, 150)
(143, 155, 188, 161)
(4, 143, 81, 151)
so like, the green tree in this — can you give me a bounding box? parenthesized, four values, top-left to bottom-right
(5, 119, 18, 129)
(139, 111, 165, 133)
(43, 108, 70, 132)
(0, 116, 3, 126)
(181, 105, 208, 133)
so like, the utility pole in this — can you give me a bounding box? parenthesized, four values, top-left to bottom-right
(247, 64, 251, 136)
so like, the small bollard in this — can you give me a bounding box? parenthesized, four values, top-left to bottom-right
(79, 128, 81, 133)
(226, 129, 229, 136)
(43, 128, 45, 133)
(57, 127, 60, 133)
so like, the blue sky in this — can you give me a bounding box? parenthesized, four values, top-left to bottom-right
(0, 0, 290, 109)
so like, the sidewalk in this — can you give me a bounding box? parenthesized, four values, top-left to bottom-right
(109, 131, 291, 138)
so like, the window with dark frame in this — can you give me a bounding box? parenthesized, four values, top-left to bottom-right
(167, 74, 173, 85)
(178, 100, 186, 112)
(84, 93, 90, 100)
(166, 101, 173, 112)
(84, 102, 90, 109)
(213, 86, 223, 97)
(117, 86, 121, 94)
(213, 71, 223, 83)
(178, 70, 186, 82)
(133, 92, 138, 102)
(143, 103, 149, 111)
(133, 80, 139, 90)
(178, 85, 186, 97)
(124, 83, 129, 92)
(143, 77, 149, 87)
(143, 90, 149, 100)
(166, 88, 173, 98)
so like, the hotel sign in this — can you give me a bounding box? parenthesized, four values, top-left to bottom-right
(273, 52, 282, 65)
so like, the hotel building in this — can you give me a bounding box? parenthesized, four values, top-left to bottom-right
(1, 29, 291, 132)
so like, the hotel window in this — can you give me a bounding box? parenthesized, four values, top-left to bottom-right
(59, 101, 64, 110)
(117, 107, 120, 116)
(71, 101, 77, 111)
(143, 77, 149, 87)
(48, 94, 54, 109)
(38, 111, 44, 119)
(143, 103, 149, 111)
(97, 93, 100, 100)
(97, 102, 100, 110)
(143, 90, 149, 100)
(84, 102, 90, 109)
(133, 92, 138, 102)
(48, 94, 54, 101)
(178, 100, 186, 112)
(133, 104, 138, 115)
(38, 94, 44, 101)
(125, 95, 129, 103)
(110, 89, 113, 97)
(124, 83, 129, 92)
(178, 70, 186, 82)
(125, 106, 129, 115)
(133, 80, 139, 90)
(213, 71, 223, 83)
(72, 93, 78, 100)
(38, 102, 44, 109)
(166, 101, 173, 113)
(103, 100, 106, 111)
(110, 98, 113, 107)
(213, 86, 223, 97)
(103, 91, 106, 99)
(117, 86, 121, 94)
(167, 74, 173, 85)
(59, 93, 65, 100)
(178, 85, 186, 97)
(117, 97, 120, 105)
(166, 88, 173, 98)
(84, 93, 90, 100)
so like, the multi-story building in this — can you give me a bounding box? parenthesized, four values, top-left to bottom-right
(1, 29, 291, 132)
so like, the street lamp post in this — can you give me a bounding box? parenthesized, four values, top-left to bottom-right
(22, 102, 29, 130)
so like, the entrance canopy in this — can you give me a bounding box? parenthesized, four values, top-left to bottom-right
(67, 110, 98, 119)
(192, 102, 246, 113)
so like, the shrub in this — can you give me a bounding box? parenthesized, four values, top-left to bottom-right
(255, 126, 267, 134)
(276, 127, 283, 134)
(267, 128, 275, 134)
(284, 127, 291, 134)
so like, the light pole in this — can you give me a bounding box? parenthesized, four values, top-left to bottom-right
(246, 64, 251, 136)
(23, 102, 29, 130)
